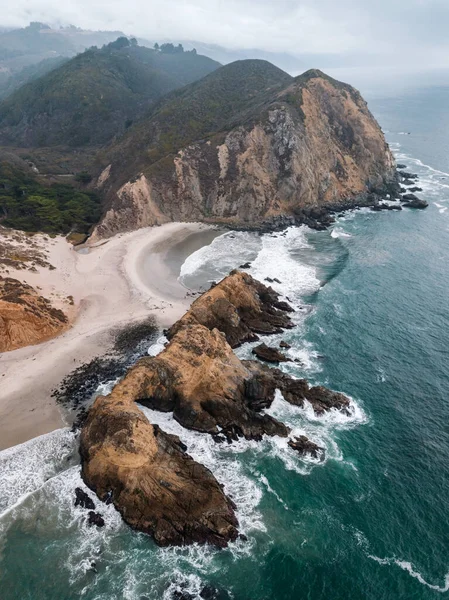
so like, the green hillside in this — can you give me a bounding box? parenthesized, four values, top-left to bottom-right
(104, 59, 293, 176)
(0, 159, 101, 234)
(0, 38, 220, 147)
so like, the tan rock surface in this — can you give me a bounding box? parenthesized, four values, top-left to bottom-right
(0, 276, 67, 352)
(80, 385, 239, 547)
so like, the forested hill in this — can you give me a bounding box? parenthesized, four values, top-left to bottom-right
(0, 38, 220, 147)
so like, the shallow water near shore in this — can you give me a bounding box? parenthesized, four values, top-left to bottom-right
(1, 87, 449, 599)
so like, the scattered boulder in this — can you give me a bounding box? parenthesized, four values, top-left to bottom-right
(403, 197, 428, 209)
(74, 487, 95, 510)
(239, 262, 251, 269)
(88, 511, 105, 527)
(408, 186, 423, 192)
(398, 171, 418, 180)
(288, 436, 325, 461)
(397, 163, 407, 169)
(272, 372, 351, 415)
(252, 343, 289, 364)
(279, 340, 291, 349)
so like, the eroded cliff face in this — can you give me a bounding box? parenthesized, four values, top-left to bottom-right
(95, 71, 396, 238)
(0, 277, 67, 352)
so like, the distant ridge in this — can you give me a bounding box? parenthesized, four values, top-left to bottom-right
(0, 38, 220, 147)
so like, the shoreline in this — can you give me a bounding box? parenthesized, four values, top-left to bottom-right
(0, 223, 222, 451)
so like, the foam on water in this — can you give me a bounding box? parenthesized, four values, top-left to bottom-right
(247, 227, 321, 302)
(148, 335, 168, 356)
(331, 227, 352, 239)
(138, 405, 265, 542)
(179, 226, 320, 306)
(368, 555, 449, 593)
(179, 230, 261, 285)
(0, 428, 77, 516)
(262, 390, 367, 475)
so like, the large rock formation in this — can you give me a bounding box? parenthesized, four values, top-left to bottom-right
(167, 270, 294, 348)
(79, 389, 239, 547)
(94, 63, 397, 238)
(0, 276, 67, 352)
(80, 272, 350, 545)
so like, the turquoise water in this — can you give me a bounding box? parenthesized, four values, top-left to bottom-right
(1, 87, 449, 599)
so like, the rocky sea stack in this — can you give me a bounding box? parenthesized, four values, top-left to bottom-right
(80, 272, 351, 547)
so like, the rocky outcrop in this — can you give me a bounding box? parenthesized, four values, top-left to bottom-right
(103, 324, 289, 440)
(401, 193, 428, 208)
(79, 388, 239, 547)
(252, 343, 289, 363)
(288, 436, 325, 460)
(0, 276, 67, 352)
(168, 271, 294, 348)
(95, 65, 397, 238)
(80, 272, 351, 546)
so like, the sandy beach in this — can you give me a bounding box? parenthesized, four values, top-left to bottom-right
(0, 222, 221, 450)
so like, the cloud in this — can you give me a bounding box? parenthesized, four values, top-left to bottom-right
(2, 0, 447, 70)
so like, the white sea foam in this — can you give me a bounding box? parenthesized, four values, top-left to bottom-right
(148, 335, 168, 356)
(248, 227, 320, 303)
(138, 405, 265, 542)
(331, 227, 352, 239)
(179, 226, 320, 307)
(180, 230, 261, 282)
(368, 555, 449, 593)
(0, 428, 77, 516)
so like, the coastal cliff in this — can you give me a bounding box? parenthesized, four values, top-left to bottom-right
(0, 276, 67, 352)
(94, 63, 397, 238)
(80, 272, 350, 545)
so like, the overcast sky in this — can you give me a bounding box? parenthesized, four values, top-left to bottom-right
(3, 0, 448, 73)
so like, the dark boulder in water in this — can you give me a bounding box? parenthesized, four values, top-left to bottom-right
(288, 436, 325, 460)
(74, 487, 95, 510)
(403, 197, 428, 209)
(397, 163, 407, 169)
(88, 511, 105, 527)
(252, 343, 289, 364)
(408, 186, 423, 192)
(399, 170, 418, 180)
(279, 340, 291, 349)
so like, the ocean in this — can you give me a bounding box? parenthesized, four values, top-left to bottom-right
(1, 84, 449, 600)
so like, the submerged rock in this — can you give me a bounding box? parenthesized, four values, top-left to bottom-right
(398, 171, 418, 180)
(288, 436, 325, 460)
